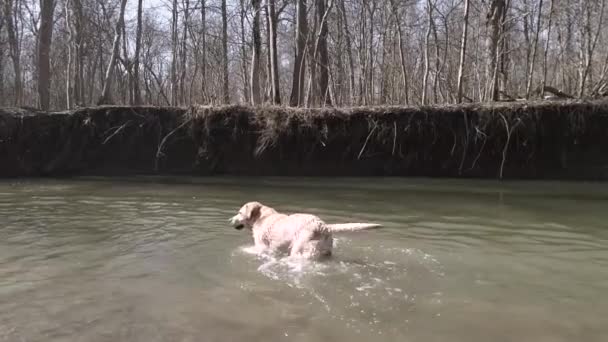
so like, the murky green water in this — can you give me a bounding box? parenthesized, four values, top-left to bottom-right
(0, 177, 607, 342)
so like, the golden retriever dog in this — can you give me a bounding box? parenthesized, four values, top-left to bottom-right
(230, 201, 381, 259)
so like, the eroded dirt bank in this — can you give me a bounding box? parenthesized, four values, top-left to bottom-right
(1, 101, 607, 180)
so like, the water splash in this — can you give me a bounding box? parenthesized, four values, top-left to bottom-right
(233, 241, 445, 335)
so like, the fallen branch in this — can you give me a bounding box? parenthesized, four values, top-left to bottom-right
(498, 90, 517, 102)
(536, 85, 574, 99)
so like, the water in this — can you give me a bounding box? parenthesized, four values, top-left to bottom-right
(0, 177, 607, 342)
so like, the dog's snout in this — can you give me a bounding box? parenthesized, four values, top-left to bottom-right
(230, 214, 244, 230)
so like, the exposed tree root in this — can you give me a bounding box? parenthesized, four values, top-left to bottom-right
(1, 100, 607, 180)
(155, 116, 193, 171)
(498, 113, 524, 179)
(102, 120, 132, 145)
(358, 119, 378, 160)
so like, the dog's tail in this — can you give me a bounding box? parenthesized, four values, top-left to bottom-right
(326, 223, 382, 233)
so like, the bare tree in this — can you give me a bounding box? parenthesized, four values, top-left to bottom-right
(0, 13, 5, 105)
(337, 0, 355, 105)
(200, 0, 207, 103)
(66, 0, 73, 108)
(457, 0, 470, 103)
(98, 0, 129, 105)
(540, 0, 554, 96)
(37, 0, 55, 110)
(4, 0, 22, 106)
(486, 0, 506, 101)
(422, 0, 433, 105)
(267, 0, 281, 104)
(290, 0, 307, 106)
(239, 0, 250, 103)
(526, 0, 543, 98)
(180, 0, 190, 104)
(250, 0, 262, 105)
(3, 0, 608, 110)
(221, 0, 229, 103)
(390, 0, 409, 105)
(133, 0, 144, 105)
(314, 0, 333, 106)
(170, 0, 178, 105)
(71, 0, 84, 106)
(577, 0, 605, 97)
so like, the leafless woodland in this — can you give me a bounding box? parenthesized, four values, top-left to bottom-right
(1, 0, 607, 110)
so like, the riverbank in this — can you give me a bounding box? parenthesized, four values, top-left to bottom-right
(1, 101, 607, 180)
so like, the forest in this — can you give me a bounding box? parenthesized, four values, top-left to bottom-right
(1, 0, 607, 111)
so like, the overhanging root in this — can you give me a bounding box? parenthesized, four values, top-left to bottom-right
(358, 119, 378, 160)
(102, 120, 133, 145)
(499, 113, 524, 179)
(459, 112, 470, 175)
(469, 126, 487, 171)
(392, 121, 397, 156)
(155, 116, 193, 171)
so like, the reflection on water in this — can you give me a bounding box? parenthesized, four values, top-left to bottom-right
(0, 177, 607, 342)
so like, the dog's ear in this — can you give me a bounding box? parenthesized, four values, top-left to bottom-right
(246, 203, 262, 221)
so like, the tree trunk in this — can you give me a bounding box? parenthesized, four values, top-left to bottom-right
(357, 3, 365, 105)
(522, 0, 531, 92)
(72, 0, 84, 105)
(430, 6, 440, 103)
(121, 17, 131, 104)
(388, 0, 409, 105)
(526, 0, 543, 99)
(97, 0, 128, 105)
(456, 0, 470, 103)
(577, 0, 605, 98)
(180, 0, 190, 104)
(37, 0, 55, 110)
(4, 0, 22, 106)
(239, 0, 250, 103)
(541, 0, 554, 96)
(200, 0, 207, 103)
(66, 0, 73, 108)
(221, 0, 230, 103)
(486, 0, 506, 102)
(422, 0, 432, 105)
(365, 2, 375, 105)
(170, 0, 178, 105)
(498, 2, 509, 97)
(290, 0, 308, 106)
(0, 42, 3, 106)
(133, 0, 143, 105)
(267, 0, 281, 104)
(0, 13, 3, 105)
(250, 0, 262, 105)
(315, 0, 332, 106)
(264, 4, 272, 102)
(338, 0, 355, 105)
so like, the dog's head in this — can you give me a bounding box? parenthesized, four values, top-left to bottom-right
(230, 201, 265, 230)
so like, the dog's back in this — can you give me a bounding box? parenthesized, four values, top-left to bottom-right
(233, 201, 380, 259)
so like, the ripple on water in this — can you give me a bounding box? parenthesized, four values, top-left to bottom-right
(232, 239, 445, 336)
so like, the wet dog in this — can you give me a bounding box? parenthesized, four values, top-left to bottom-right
(230, 201, 381, 260)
